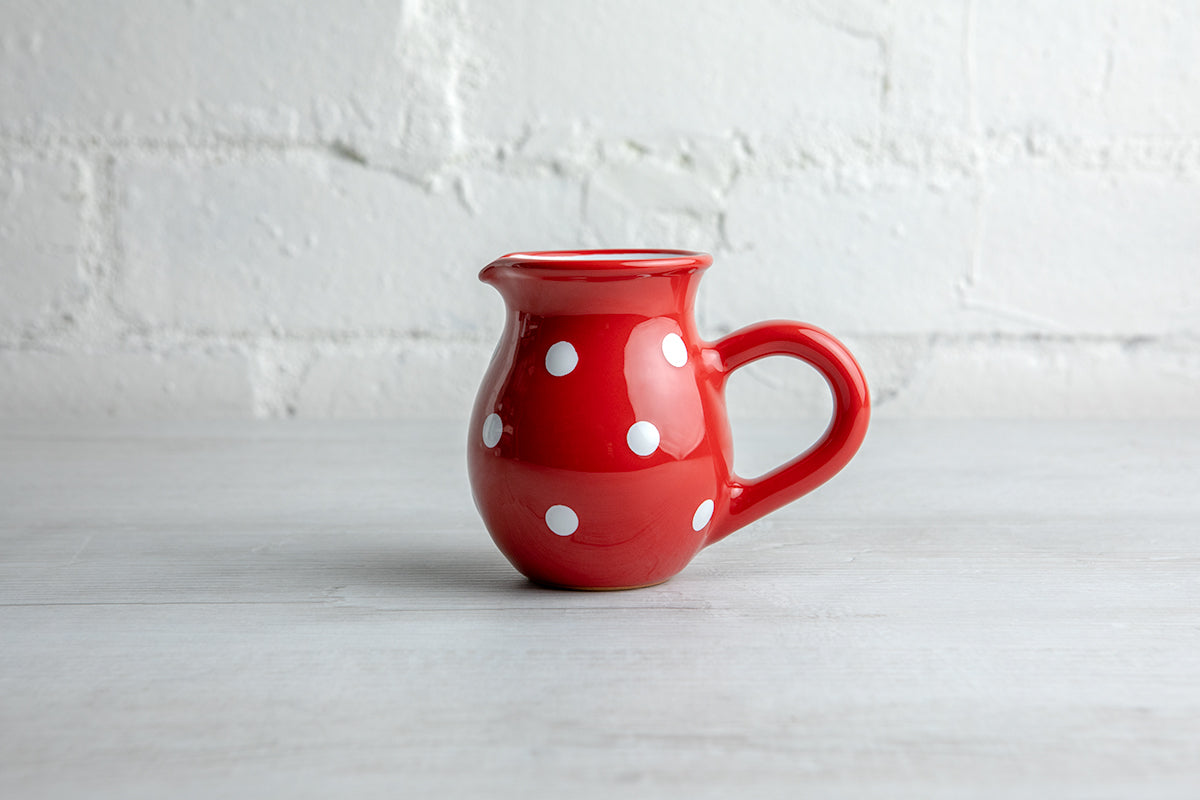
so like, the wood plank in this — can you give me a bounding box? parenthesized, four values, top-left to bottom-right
(1, 421, 1198, 797)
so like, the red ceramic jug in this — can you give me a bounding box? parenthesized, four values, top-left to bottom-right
(468, 250, 869, 589)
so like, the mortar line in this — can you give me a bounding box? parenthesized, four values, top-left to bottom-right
(962, 0, 987, 297)
(3, 129, 1200, 177)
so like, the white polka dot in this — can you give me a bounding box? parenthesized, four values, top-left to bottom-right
(482, 413, 503, 448)
(692, 499, 715, 532)
(626, 421, 660, 457)
(662, 333, 688, 367)
(545, 341, 578, 376)
(545, 504, 579, 536)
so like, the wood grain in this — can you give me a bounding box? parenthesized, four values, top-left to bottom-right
(1, 421, 1198, 798)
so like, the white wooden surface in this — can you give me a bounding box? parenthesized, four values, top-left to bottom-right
(1, 420, 1198, 798)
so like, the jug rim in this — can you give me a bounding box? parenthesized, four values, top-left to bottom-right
(485, 249, 711, 278)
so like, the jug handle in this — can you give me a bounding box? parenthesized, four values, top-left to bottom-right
(706, 321, 870, 545)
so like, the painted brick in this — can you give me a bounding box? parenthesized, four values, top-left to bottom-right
(2, 1, 1200, 421)
(291, 340, 489, 420)
(976, 0, 1200, 136)
(584, 155, 723, 249)
(709, 171, 975, 336)
(716, 333, 1200, 421)
(463, 0, 884, 145)
(0, 157, 86, 335)
(116, 156, 582, 335)
(968, 168, 1200, 335)
(881, 337, 1200, 419)
(0, 0, 464, 168)
(886, 1, 970, 131)
(0, 349, 252, 418)
(714, 333, 929, 418)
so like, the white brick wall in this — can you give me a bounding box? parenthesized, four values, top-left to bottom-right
(1, 0, 1197, 419)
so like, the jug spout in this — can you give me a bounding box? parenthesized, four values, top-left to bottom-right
(479, 250, 712, 318)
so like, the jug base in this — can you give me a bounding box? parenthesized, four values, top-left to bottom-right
(529, 577, 671, 592)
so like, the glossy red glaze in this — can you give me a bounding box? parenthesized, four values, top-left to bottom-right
(468, 249, 869, 589)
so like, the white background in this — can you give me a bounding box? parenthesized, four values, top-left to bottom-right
(1, 0, 1197, 420)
